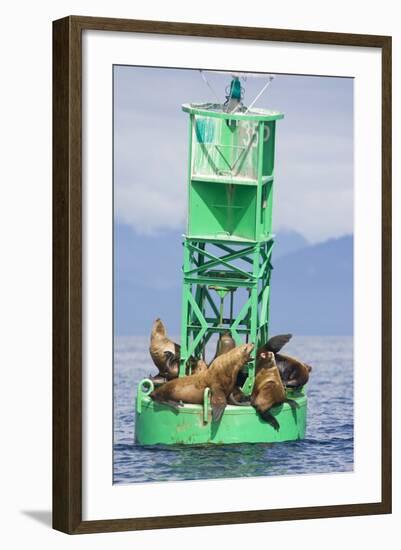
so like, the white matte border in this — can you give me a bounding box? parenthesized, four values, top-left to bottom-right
(82, 30, 381, 521)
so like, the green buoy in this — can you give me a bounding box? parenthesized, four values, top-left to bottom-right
(135, 76, 307, 445)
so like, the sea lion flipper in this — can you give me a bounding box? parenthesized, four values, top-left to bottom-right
(149, 375, 167, 384)
(154, 399, 183, 410)
(283, 398, 299, 410)
(210, 388, 227, 422)
(259, 410, 280, 431)
(228, 390, 251, 406)
(266, 334, 292, 353)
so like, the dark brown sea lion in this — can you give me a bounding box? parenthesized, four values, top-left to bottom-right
(258, 333, 293, 355)
(251, 351, 299, 431)
(275, 353, 312, 389)
(150, 343, 254, 422)
(228, 386, 251, 406)
(256, 334, 312, 388)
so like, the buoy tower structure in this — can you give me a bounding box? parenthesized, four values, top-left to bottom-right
(135, 76, 308, 445)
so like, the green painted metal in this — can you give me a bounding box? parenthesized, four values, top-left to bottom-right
(136, 378, 154, 414)
(135, 89, 294, 446)
(135, 381, 307, 445)
(229, 76, 242, 101)
(187, 116, 277, 242)
(179, 101, 282, 390)
(179, 238, 275, 386)
(182, 103, 284, 122)
(203, 387, 211, 423)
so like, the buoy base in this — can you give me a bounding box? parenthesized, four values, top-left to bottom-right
(135, 381, 307, 445)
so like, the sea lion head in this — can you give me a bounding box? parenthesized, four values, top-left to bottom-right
(151, 318, 167, 337)
(239, 342, 254, 362)
(258, 350, 276, 368)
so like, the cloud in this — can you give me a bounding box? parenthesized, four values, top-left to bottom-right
(114, 109, 187, 234)
(274, 158, 353, 243)
(113, 67, 353, 243)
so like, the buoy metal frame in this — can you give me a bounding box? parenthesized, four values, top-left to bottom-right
(135, 379, 307, 445)
(179, 101, 284, 394)
(135, 82, 308, 446)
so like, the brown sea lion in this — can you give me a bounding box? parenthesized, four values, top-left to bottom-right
(257, 334, 312, 388)
(150, 343, 254, 422)
(258, 333, 293, 355)
(163, 350, 206, 378)
(229, 333, 293, 402)
(251, 351, 299, 431)
(206, 343, 254, 420)
(149, 319, 180, 380)
(149, 319, 203, 380)
(191, 358, 208, 375)
(213, 331, 236, 359)
(275, 353, 312, 389)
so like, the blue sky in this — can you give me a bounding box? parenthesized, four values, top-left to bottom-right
(114, 66, 353, 243)
(113, 66, 353, 335)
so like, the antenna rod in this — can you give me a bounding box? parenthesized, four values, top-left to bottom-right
(199, 70, 221, 104)
(244, 76, 275, 114)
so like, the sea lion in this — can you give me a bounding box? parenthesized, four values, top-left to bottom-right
(150, 343, 254, 422)
(191, 358, 208, 375)
(275, 353, 312, 389)
(149, 319, 180, 380)
(257, 334, 311, 388)
(229, 333, 293, 402)
(206, 343, 254, 420)
(149, 319, 203, 380)
(213, 331, 236, 359)
(162, 350, 207, 377)
(228, 386, 251, 406)
(251, 351, 299, 431)
(257, 333, 292, 358)
(148, 374, 170, 388)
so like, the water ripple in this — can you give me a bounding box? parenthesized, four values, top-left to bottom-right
(114, 336, 353, 483)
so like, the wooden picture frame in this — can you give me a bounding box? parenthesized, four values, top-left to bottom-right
(53, 15, 392, 534)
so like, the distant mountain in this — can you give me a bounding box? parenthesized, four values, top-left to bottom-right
(114, 224, 353, 336)
(269, 235, 353, 335)
(114, 224, 182, 336)
(273, 230, 309, 258)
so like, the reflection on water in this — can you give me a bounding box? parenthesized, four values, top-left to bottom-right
(113, 336, 353, 484)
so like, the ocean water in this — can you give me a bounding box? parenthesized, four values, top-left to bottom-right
(113, 336, 353, 484)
